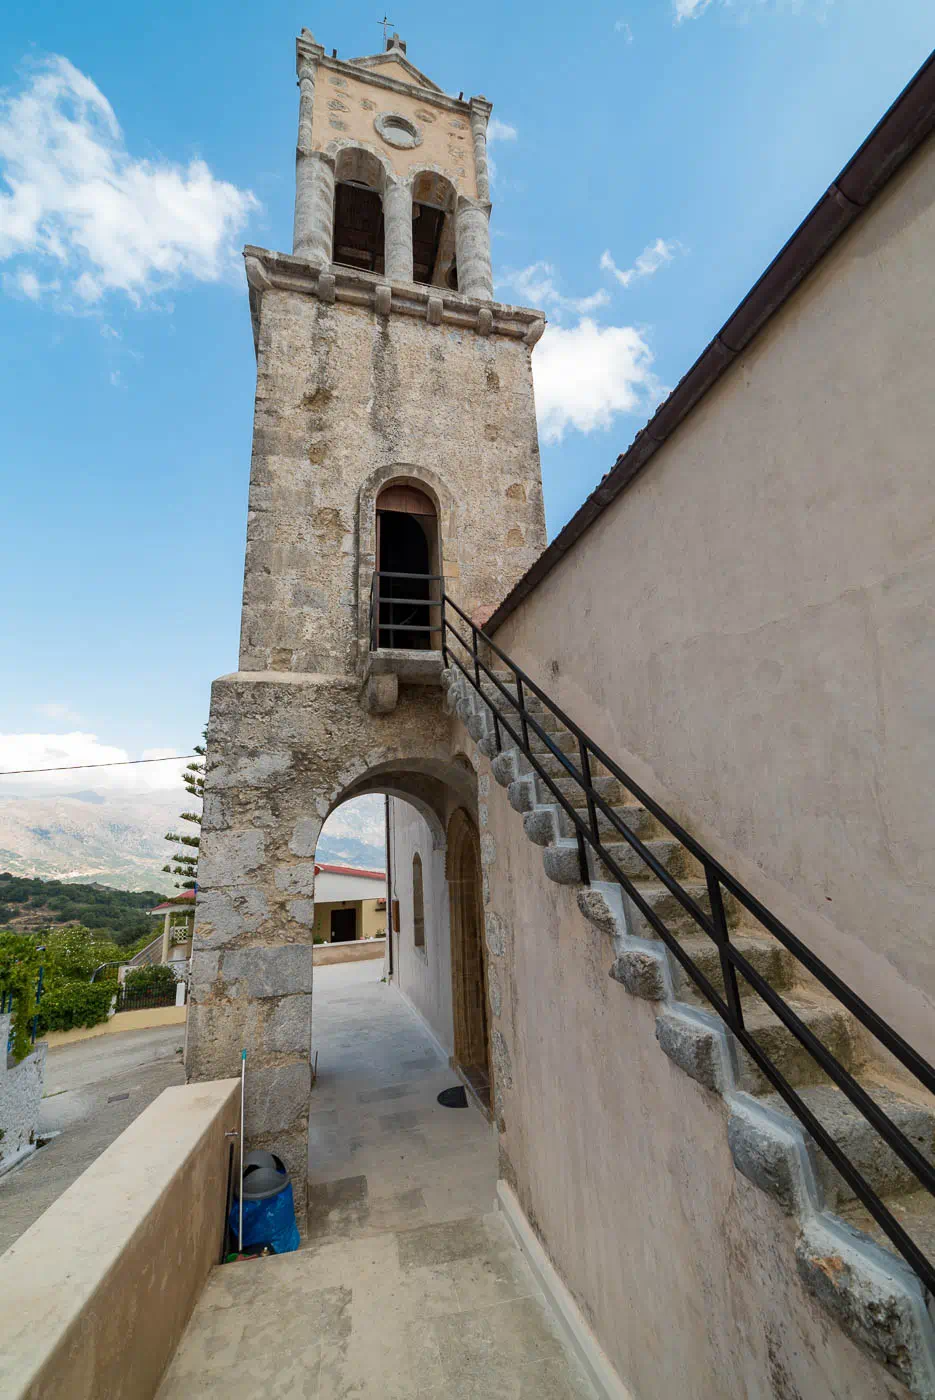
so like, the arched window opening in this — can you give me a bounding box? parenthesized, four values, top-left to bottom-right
(412, 852, 425, 950)
(411, 172, 457, 289)
(375, 483, 439, 651)
(332, 149, 387, 274)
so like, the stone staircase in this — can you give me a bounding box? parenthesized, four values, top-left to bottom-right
(444, 665, 935, 1397)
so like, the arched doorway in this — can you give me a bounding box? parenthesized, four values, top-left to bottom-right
(375, 483, 439, 650)
(447, 808, 490, 1111)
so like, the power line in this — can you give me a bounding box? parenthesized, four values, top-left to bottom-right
(0, 755, 198, 777)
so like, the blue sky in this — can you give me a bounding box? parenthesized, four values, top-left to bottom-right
(0, 0, 931, 799)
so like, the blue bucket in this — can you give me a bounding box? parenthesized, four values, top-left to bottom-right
(230, 1150, 300, 1255)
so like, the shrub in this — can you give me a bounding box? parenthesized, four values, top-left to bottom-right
(123, 963, 179, 994)
(0, 932, 41, 1061)
(36, 979, 114, 1033)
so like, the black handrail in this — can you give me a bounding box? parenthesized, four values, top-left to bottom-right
(441, 592, 935, 1296)
(370, 570, 445, 652)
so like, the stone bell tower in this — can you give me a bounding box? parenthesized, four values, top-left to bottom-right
(185, 27, 547, 1208)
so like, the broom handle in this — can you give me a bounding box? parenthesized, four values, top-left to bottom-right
(238, 1049, 246, 1253)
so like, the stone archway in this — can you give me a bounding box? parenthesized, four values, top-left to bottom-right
(447, 808, 490, 1110)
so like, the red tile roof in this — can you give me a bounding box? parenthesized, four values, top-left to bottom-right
(314, 863, 386, 881)
(149, 889, 196, 912)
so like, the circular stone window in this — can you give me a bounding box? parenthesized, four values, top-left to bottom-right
(374, 112, 422, 150)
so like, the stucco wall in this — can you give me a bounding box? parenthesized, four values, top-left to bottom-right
(389, 797, 454, 1055)
(483, 781, 907, 1400)
(493, 134, 935, 1062)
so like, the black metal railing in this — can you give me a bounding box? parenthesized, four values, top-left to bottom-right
(369, 570, 445, 652)
(115, 983, 180, 1013)
(441, 592, 935, 1295)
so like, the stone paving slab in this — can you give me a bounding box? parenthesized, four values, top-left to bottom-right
(158, 964, 595, 1398)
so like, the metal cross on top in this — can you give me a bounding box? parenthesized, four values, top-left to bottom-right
(378, 15, 396, 44)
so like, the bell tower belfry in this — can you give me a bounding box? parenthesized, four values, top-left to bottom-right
(186, 27, 547, 1211)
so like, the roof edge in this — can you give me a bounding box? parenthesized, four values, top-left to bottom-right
(486, 48, 935, 637)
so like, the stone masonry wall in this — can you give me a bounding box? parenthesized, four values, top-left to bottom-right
(187, 672, 459, 1214)
(239, 289, 545, 676)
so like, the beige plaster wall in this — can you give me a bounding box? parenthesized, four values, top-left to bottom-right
(240, 291, 545, 676)
(311, 896, 386, 943)
(493, 135, 935, 1062)
(313, 65, 477, 197)
(0, 1078, 238, 1400)
(389, 796, 455, 1055)
(483, 779, 907, 1400)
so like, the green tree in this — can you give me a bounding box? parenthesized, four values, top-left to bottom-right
(163, 733, 205, 891)
(0, 933, 41, 1061)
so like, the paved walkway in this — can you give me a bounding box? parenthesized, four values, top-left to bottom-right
(160, 962, 597, 1399)
(0, 1025, 185, 1255)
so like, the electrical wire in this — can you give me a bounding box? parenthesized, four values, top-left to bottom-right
(0, 755, 198, 777)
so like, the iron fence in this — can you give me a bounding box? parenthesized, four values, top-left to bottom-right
(115, 983, 179, 1013)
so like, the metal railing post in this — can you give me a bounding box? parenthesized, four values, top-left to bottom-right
(579, 738, 599, 850)
(705, 867, 744, 1032)
(515, 675, 530, 752)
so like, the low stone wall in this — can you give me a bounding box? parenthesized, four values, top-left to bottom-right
(0, 1077, 239, 1400)
(0, 1012, 46, 1176)
(314, 936, 386, 966)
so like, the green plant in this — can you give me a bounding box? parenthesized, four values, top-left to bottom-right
(36, 979, 114, 1033)
(0, 932, 41, 1061)
(123, 963, 178, 994)
(164, 731, 205, 891)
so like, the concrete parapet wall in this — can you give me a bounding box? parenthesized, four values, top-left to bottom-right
(0, 1077, 239, 1400)
(314, 936, 387, 965)
(43, 1003, 187, 1049)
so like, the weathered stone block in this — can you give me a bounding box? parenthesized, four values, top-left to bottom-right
(245, 1061, 312, 1137)
(221, 944, 313, 999)
(193, 887, 271, 950)
(263, 994, 313, 1056)
(197, 829, 266, 888)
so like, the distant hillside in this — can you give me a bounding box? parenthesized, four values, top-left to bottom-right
(0, 789, 182, 892)
(0, 788, 385, 893)
(0, 873, 168, 946)
(314, 833, 385, 871)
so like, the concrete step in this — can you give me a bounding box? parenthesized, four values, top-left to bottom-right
(530, 727, 578, 757)
(557, 800, 660, 843)
(622, 880, 744, 940)
(519, 749, 614, 783)
(836, 1188, 935, 1268)
(671, 932, 797, 1008)
(592, 837, 695, 884)
(542, 838, 690, 887)
(736, 997, 860, 1095)
(759, 1080, 935, 1209)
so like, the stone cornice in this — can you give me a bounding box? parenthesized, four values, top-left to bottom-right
(296, 37, 475, 119)
(243, 246, 546, 355)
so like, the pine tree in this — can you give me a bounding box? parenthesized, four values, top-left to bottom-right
(163, 733, 205, 891)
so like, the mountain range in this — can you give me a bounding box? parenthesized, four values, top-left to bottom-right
(0, 788, 385, 891)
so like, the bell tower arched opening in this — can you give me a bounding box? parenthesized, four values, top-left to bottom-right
(375, 482, 440, 651)
(332, 147, 388, 274)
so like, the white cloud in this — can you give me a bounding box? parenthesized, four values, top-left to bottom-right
(497, 261, 610, 319)
(615, 19, 635, 40)
(100, 322, 120, 338)
(487, 117, 518, 143)
(0, 55, 259, 306)
(675, 0, 829, 21)
(0, 731, 191, 795)
(600, 238, 683, 288)
(35, 702, 81, 722)
(533, 318, 664, 444)
(109, 369, 122, 387)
